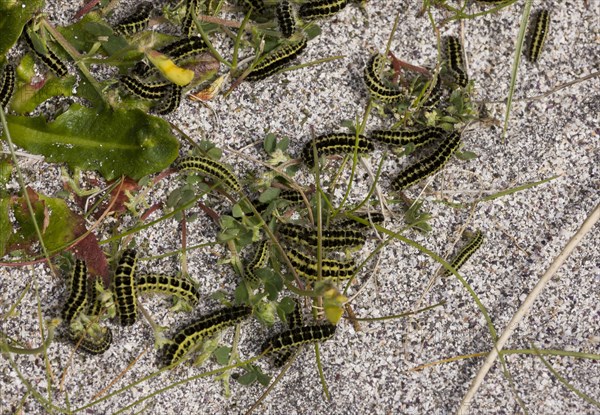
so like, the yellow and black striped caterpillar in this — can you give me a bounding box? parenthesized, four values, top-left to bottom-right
(261, 323, 336, 359)
(301, 133, 374, 166)
(69, 326, 113, 355)
(273, 298, 304, 366)
(363, 54, 404, 103)
(244, 240, 271, 285)
(136, 274, 200, 306)
(443, 230, 484, 277)
(154, 84, 183, 115)
(120, 76, 172, 100)
(286, 248, 356, 281)
(246, 37, 308, 81)
(527, 10, 550, 63)
(445, 36, 469, 87)
(115, 2, 153, 36)
(0, 65, 16, 108)
(23, 29, 68, 77)
(62, 259, 89, 323)
(158, 36, 208, 63)
(369, 127, 446, 148)
(163, 305, 252, 366)
(298, 0, 349, 20)
(392, 130, 461, 191)
(113, 249, 138, 326)
(242, 0, 266, 14)
(333, 211, 385, 229)
(178, 155, 242, 193)
(278, 223, 366, 251)
(276, 1, 296, 38)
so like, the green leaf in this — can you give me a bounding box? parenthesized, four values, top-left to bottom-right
(455, 150, 478, 160)
(11, 75, 76, 114)
(2, 104, 179, 180)
(213, 346, 231, 365)
(263, 133, 276, 154)
(235, 371, 257, 386)
(0, 0, 45, 58)
(258, 187, 280, 203)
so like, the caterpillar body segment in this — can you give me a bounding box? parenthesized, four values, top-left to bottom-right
(242, 0, 267, 14)
(528, 10, 550, 62)
(158, 36, 208, 62)
(154, 84, 183, 115)
(113, 249, 138, 326)
(286, 299, 304, 329)
(363, 54, 403, 102)
(277, 1, 296, 38)
(333, 212, 385, 229)
(286, 248, 356, 281)
(445, 36, 469, 87)
(278, 223, 366, 250)
(120, 76, 172, 100)
(0, 65, 16, 108)
(278, 189, 304, 203)
(178, 156, 242, 193)
(392, 131, 461, 191)
(244, 240, 270, 284)
(370, 127, 446, 148)
(261, 324, 337, 355)
(23, 29, 68, 77)
(136, 274, 200, 306)
(419, 75, 443, 108)
(246, 37, 308, 81)
(62, 260, 89, 323)
(443, 230, 484, 277)
(301, 133, 374, 166)
(115, 2, 153, 36)
(69, 326, 112, 355)
(163, 305, 252, 366)
(299, 0, 349, 20)
(86, 279, 105, 317)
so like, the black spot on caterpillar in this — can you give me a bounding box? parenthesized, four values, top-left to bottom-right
(370, 126, 446, 148)
(69, 326, 112, 355)
(178, 155, 242, 192)
(278, 223, 366, 251)
(363, 54, 404, 103)
(0, 65, 15, 108)
(443, 230, 484, 277)
(242, 0, 266, 14)
(261, 323, 336, 356)
(86, 278, 104, 317)
(120, 76, 172, 100)
(131, 61, 152, 78)
(181, 0, 203, 37)
(419, 75, 443, 108)
(136, 274, 200, 306)
(115, 2, 153, 36)
(273, 298, 304, 367)
(113, 249, 138, 326)
(286, 248, 356, 281)
(392, 130, 461, 191)
(23, 29, 68, 77)
(301, 133, 374, 166)
(244, 240, 270, 284)
(154, 84, 183, 115)
(333, 211, 385, 229)
(62, 259, 88, 323)
(163, 305, 252, 366)
(158, 36, 208, 62)
(528, 10, 550, 63)
(279, 189, 305, 203)
(445, 37, 469, 87)
(246, 37, 308, 81)
(276, 1, 296, 38)
(298, 0, 349, 20)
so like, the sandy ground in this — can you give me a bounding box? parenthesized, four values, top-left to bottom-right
(1, 1, 599, 414)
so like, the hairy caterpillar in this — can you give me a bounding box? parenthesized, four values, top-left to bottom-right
(244, 240, 270, 284)
(178, 155, 242, 192)
(445, 37, 469, 87)
(392, 131, 461, 191)
(363, 54, 404, 103)
(115, 2, 153, 36)
(370, 126, 446, 148)
(286, 248, 356, 280)
(276, 1, 296, 38)
(246, 37, 308, 81)
(120, 76, 172, 100)
(154, 84, 183, 115)
(136, 274, 200, 306)
(301, 133, 374, 166)
(23, 29, 68, 77)
(278, 223, 366, 250)
(158, 36, 208, 62)
(273, 298, 304, 366)
(69, 326, 112, 355)
(261, 324, 337, 357)
(0, 65, 15, 108)
(333, 211, 385, 229)
(528, 10, 550, 63)
(242, 0, 266, 14)
(62, 260, 89, 323)
(298, 0, 349, 20)
(113, 249, 138, 326)
(163, 305, 252, 366)
(443, 230, 484, 277)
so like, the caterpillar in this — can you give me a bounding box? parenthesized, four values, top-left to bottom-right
(276, 1, 296, 38)
(242, 0, 266, 14)
(419, 75, 443, 108)
(278, 223, 366, 250)
(0, 65, 15, 108)
(158, 36, 208, 62)
(445, 36, 469, 87)
(23, 29, 68, 77)
(113, 249, 138, 326)
(163, 305, 252, 366)
(285, 248, 356, 281)
(261, 323, 337, 357)
(246, 37, 308, 81)
(298, 0, 349, 20)
(62, 259, 89, 323)
(69, 326, 112, 355)
(86, 278, 104, 317)
(443, 230, 484, 277)
(333, 211, 385, 229)
(131, 61, 152, 78)
(392, 130, 461, 191)
(301, 133, 374, 166)
(363, 54, 404, 103)
(279, 189, 305, 203)
(370, 126, 446, 148)
(154, 84, 183, 115)
(244, 240, 270, 284)
(528, 10, 550, 63)
(273, 298, 304, 367)
(136, 274, 200, 306)
(115, 2, 153, 36)
(120, 76, 172, 100)
(178, 155, 242, 193)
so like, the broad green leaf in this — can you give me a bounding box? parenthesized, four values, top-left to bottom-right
(213, 346, 231, 365)
(11, 75, 76, 114)
(2, 104, 179, 180)
(0, 0, 45, 58)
